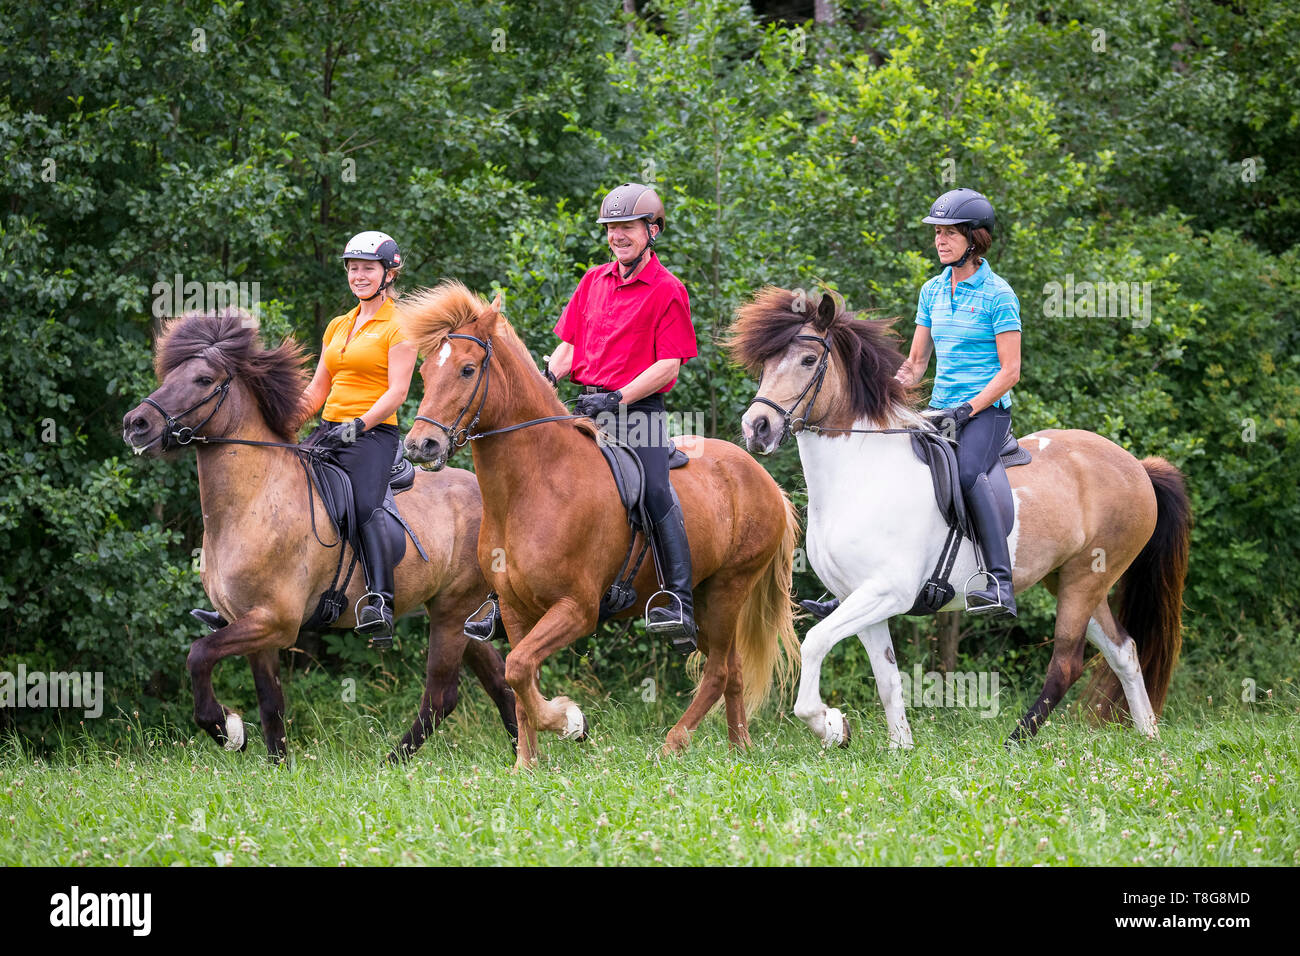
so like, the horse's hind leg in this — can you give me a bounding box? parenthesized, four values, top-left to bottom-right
(664, 646, 728, 755)
(461, 637, 518, 748)
(1008, 570, 1097, 744)
(1083, 602, 1158, 738)
(391, 602, 464, 762)
(722, 643, 751, 750)
(247, 649, 288, 763)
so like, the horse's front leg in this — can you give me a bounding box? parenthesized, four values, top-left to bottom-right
(247, 648, 289, 763)
(857, 620, 913, 749)
(794, 585, 907, 748)
(187, 609, 291, 752)
(501, 597, 593, 769)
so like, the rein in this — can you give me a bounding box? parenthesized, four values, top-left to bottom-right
(138, 378, 342, 548)
(413, 332, 585, 448)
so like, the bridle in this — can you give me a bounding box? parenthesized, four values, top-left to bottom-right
(412, 333, 583, 450)
(748, 331, 941, 445)
(747, 332, 832, 446)
(138, 378, 233, 451)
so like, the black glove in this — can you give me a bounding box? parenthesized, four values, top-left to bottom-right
(929, 402, 974, 432)
(574, 390, 622, 418)
(543, 367, 558, 387)
(315, 418, 365, 451)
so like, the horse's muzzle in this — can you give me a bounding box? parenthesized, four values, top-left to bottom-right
(121, 403, 165, 457)
(741, 408, 779, 455)
(404, 434, 447, 471)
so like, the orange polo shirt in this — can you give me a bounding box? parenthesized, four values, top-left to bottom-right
(321, 298, 407, 426)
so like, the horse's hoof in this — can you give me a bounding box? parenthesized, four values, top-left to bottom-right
(559, 704, 587, 741)
(222, 713, 246, 752)
(822, 708, 847, 747)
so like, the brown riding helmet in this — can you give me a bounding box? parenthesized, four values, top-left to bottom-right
(597, 183, 666, 232)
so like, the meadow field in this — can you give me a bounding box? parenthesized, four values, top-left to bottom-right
(4, 681, 1295, 867)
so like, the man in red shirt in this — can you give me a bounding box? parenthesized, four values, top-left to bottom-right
(546, 182, 700, 654)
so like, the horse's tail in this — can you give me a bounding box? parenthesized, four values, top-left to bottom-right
(734, 489, 802, 714)
(1083, 457, 1191, 721)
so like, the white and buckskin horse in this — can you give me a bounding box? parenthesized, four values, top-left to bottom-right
(728, 288, 1190, 748)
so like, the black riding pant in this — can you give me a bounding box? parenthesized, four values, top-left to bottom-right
(312, 421, 400, 518)
(954, 405, 1012, 493)
(610, 394, 674, 522)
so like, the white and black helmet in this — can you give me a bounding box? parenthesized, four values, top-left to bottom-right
(341, 231, 403, 272)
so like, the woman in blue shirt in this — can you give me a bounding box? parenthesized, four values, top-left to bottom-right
(897, 187, 1022, 616)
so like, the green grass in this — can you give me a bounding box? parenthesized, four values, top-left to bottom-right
(2, 685, 1297, 866)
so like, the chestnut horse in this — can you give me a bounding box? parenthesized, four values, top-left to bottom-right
(729, 289, 1190, 747)
(121, 310, 517, 762)
(398, 281, 800, 768)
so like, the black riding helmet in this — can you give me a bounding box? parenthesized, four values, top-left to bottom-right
(923, 188, 995, 268)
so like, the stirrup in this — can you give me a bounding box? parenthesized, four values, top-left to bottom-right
(463, 597, 499, 642)
(962, 569, 1006, 615)
(645, 590, 697, 654)
(355, 591, 393, 647)
(644, 589, 685, 632)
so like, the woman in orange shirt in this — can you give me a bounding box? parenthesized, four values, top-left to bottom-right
(297, 231, 417, 646)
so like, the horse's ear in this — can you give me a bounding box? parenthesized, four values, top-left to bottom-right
(813, 291, 837, 331)
(489, 292, 502, 312)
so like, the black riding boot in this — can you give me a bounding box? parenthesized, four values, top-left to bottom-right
(464, 591, 504, 641)
(964, 473, 1017, 617)
(646, 503, 698, 655)
(355, 510, 396, 648)
(798, 597, 841, 621)
(191, 608, 228, 631)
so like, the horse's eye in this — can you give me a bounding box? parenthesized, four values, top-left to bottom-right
(801, 355, 816, 367)
(461, 364, 475, 378)
(196, 375, 214, 386)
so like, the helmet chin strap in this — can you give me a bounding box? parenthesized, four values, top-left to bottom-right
(620, 222, 656, 279)
(358, 269, 395, 301)
(941, 225, 976, 268)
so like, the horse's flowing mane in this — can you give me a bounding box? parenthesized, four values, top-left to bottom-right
(727, 286, 920, 426)
(397, 280, 488, 355)
(398, 280, 597, 439)
(155, 309, 308, 440)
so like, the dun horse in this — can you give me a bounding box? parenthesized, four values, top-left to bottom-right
(122, 310, 517, 761)
(729, 289, 1190, 747)
(399, 281, 800, 768)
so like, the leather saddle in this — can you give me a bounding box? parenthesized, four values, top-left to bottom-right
(909, 427, 1031, 540)
(585, 427, 690, 620)
(903, 425, 1031, 617)
(597, 436, 690, 532)
(299, 443, 428, 632)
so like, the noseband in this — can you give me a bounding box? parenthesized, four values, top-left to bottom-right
(748, 332, 832, 446)
(138, 378, 233, 451)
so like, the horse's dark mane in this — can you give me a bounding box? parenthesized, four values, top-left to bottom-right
(727, 286, 915, 423)
(155, 309, 309, 441)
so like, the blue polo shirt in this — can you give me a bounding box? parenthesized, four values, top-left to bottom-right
(915, 259, 1021, 409)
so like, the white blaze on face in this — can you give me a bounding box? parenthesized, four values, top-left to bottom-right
(436, 342, 452, 367)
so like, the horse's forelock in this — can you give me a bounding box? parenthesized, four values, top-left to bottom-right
(398, 280, 489, 357)
(153, 309, 307, 440)
(727, 286, 811, 375)
(155, 310, 256, 380)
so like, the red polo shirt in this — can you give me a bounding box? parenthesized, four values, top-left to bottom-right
(554, 253, 697, 392)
